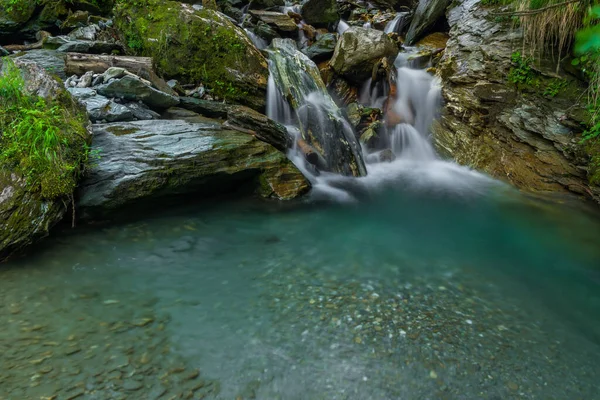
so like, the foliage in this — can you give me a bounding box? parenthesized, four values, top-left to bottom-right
(542, 78, 567, 97)
(0, 58, 90, 199)
(507, 51, 537, 89)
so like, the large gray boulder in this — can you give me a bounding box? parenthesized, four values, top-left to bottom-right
(330, 27, 398, 83)
(405, 0, 451, 45)
(0, 59, 91, 262)
(432, 0, 600, 203)
(0, 0, 36, 34)
(78, 119, 310, 218)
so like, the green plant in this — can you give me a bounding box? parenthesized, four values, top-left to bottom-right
(0, 58, 90, 199)
(542, 78, 568, 97)
(507, 51, 537, 89)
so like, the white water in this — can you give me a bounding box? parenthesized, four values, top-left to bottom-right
(268, 47, 496, 202)
(337, 20, 350, 35)
(245, 28, 267, 50)
(383, 12, 409, 34)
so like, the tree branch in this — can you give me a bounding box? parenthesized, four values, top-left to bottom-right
(492, 0, 581, 16)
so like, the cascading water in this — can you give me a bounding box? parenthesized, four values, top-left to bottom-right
(383, 12, 409, 34)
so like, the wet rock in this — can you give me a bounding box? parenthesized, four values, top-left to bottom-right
(0, 58, 90, 262)
(68, 88, 135, 122)
(432, 0, 600, 202)
(269, 39, 366, 176)
(254, 21, 280, 42)
(123, 379, 143, 391)
(114, 2, 268, 111)
(125, 102, 161, 120)
(303, 33, 337, 61)
(250, 10, 298, 34)
(330, 27, 398, 83)
(77, 119, 310, 218)
(226, 105, 292, 152)
(0, 45, 9, 56)
(96, 75, 179, 110)
(302, 0, 339, 27)
(405, 0, 451, 45)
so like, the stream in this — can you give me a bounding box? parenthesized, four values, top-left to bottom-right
(2, 13, 600, 400)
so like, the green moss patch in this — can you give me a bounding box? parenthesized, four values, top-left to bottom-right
(0, 58, 90, 199)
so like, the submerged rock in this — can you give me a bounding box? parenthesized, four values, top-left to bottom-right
(268, 39, 367, 177)
(405, 0, 451, 45)
(432, 0, 600, 203)
(78, 119, 310, 218)
(0, 59, 91, 262)
(114, 2, 268, 111)
(330, 27, 398, 83)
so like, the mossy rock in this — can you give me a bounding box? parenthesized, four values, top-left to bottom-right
(0, 58, 91, 262)
(0, 0, 37, 33)
(114, 0, 269, 111)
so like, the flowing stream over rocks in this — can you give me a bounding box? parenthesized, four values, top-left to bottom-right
(2, 4, 600, 400)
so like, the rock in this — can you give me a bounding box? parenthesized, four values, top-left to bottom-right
(249, 10, 298, 34)
(56, 40, 124, 54)
(125, 102, 161, 120)
(77, 119, 310, 218)
(76, 71, 94, 88)
(0, 0, 36, 33)
(68, 24, 101, 41)
(114, 2, 269, 111)
(44, 35, 72, 49)
(0, 58, 91, 262)
(302, 0, 339, 27)
(96, 75, 180, 110)
(61, 10, 89, 29)
(0, 46, 9, 56)
(123, 379, 143, 391)
(68, 88, 135, 122)
(248, 0, 284, 10)
(432, 0, 600, 203)
(303, 33, 337, 61)
(12, 50, 67, 80)
(330, 27, 398, 83)
(269, 39, 367, 176)
(254, 21, 280, 42)
(405, 0, 451, 45)
(179, 97, 229, 119)
(226, 105, 292, 152)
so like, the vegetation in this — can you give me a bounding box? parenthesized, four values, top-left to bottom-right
(0, 58, 90, 199)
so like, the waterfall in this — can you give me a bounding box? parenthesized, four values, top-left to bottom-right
(244, 29, 267, 50)
(384, 13, 410, 34)
(267, 38, 367, 177)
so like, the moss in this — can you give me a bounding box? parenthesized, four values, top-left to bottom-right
(0, 58, 90, 200)
(114, 0, 267, 107)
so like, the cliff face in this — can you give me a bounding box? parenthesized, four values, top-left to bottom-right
(432, 0, 600, 203)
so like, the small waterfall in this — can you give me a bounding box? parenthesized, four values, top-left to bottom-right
(384, 12, 409, 34)
(244, 28, 267, 50)
(267, 39, 367, 177)
(337, 20, 350, 35)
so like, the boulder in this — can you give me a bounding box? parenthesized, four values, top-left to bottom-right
(68, 88, 136, 122)
(249, 10, 298, 34)
(13, 50, 67, 80)
(301, 0, 339, 27)
(114, 1, 269, 111)
(56, 40, 124, 54)
(303, 33, 337, 61)
(0, 0, 36, 34)
(0, 58, 91, 262)
(432, 0, 600, 203)
(330, 27, 398, 83)
(78, 119, 310, 218)
(268, 39, 367, 176)
(96, 75, 180, 110)
(405, 0, 451, 45)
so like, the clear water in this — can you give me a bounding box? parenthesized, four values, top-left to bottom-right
(2, 164, 600, 399)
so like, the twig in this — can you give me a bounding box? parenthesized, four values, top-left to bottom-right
(492, 0, 581, 16)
